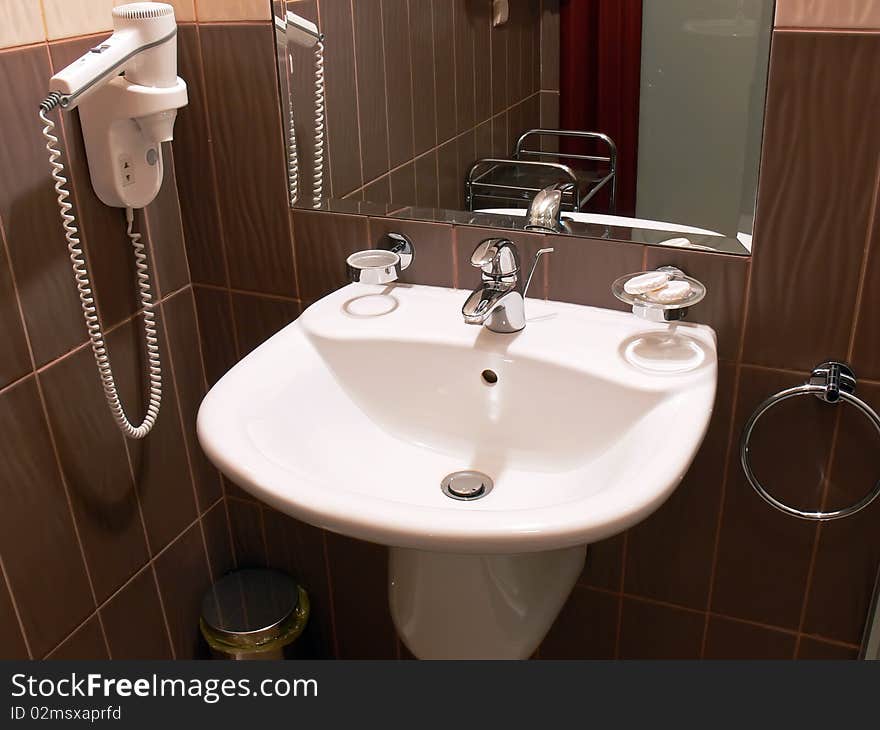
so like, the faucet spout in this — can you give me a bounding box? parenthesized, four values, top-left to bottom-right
(461, 284, 524, 331)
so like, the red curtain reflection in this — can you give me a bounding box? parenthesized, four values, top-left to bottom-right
(560, 0, 642, 216)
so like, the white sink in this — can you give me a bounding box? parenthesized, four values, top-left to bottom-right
(198, 283, 717, 658)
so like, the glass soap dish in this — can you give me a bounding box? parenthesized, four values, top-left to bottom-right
(611, 266, 706, 322)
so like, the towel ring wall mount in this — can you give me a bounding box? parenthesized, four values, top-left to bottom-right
(740, 361, 880, 521)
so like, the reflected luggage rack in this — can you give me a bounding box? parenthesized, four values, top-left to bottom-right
(465, 129, 617, 214)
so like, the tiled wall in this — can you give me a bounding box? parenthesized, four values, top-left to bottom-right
(2, 0, 879, 661)
(285, 0, 543, 209)
(0, 2, 251, 659)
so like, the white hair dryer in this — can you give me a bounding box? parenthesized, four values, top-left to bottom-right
(39, 2, 188, 441)
(48, 1, 187, 208)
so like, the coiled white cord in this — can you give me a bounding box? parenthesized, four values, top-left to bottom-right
(286, 39, 326, 207)
(312, 39, 325, 208)
(286, 48, 300, 206)
(39, 95, 162, 440)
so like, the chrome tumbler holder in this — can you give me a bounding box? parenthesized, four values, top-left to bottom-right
(346, 232, 414, 285)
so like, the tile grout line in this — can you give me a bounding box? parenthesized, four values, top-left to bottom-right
(348, 0, 366, 189)
(0, 278, 193, 400)
(700, 258, 754, 658)
(345, 90, 544, 199)
(321, 532, 340, 658)
(845, 157, 880, 361)
(190, 23, 235, 298)
(41, 495, 227, 660)
(582, 583, 861, 651)
(613, 533, 629, 659)
(147, 562, 177, 659)
(0, 553, 33, 659)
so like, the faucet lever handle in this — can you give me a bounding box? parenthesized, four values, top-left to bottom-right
(470, 238, 518, 278)
(523, 247, 554, 299)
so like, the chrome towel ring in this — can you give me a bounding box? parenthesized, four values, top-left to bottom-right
(740, 361, 880, 521)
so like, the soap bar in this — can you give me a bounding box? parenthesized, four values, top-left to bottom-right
(646, 280, 692, 304)
(624, 271, 670, 295)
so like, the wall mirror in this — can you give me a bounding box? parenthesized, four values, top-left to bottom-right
(272, 0, 773, 256)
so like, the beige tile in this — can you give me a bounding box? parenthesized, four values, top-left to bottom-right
(0, 1, 45, 49)
(775, 0, 880, 29)
(113, 0, 195, 23)
(41, 0, 112, 40)
(195, 0, 270, 22)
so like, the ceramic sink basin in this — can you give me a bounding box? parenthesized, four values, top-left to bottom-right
(198, 283, 717, 554)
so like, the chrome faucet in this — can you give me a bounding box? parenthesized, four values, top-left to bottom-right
(461, 239, 553, 333)
(524, 183, 569, 233)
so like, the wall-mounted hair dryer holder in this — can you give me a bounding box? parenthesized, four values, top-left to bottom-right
(75, 76, 187, 208)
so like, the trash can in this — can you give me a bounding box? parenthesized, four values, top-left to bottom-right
(200, 569, 309, 660)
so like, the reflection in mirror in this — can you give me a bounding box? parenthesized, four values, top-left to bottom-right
(273, 0, 773, 256)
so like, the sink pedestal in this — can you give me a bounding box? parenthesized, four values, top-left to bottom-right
(388, 545, 586, 659)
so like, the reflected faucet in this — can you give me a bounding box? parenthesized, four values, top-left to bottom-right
(524, 184, 569, 233)
(461, 239, 553, 334)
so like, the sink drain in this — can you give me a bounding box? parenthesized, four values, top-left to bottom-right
(441, 470, 494, 501)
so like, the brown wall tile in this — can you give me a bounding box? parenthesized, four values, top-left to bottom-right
(851, 185, 880, 380)
(0, 45, 85, 366)
(154, 522, 213, 658)
(546, 235, 644, 311)
(263, 508, 335, 658)
(100, 567, 173, 659)
(227, 498, 268, 568)
(112, 316, 199, 555)
(0, 572, 29, 659)
(200, 24, 297, 297)
(325, 533, 396, 659)
(454, 0, 477, 134)
(802, 382, 880, 644)
(320, 0, 363, 196)
(352, 2, 391, 183)
(540, 586, 618, 659)
(625, 364, 736, 610)
(540, 0, 560, 91)
(796, 637, 859, 659)
(409, 0, 438, 156)
(711, 366, 822, 629)
(382, 0, 416, 169)
(291, 210, 369, 301)
(39, 345, 149, 603)
(163, 289, 223, 510)
(367, 218, 455, 287)
(193, 286, 239, 386)
(618, 599, 704, 659)
(743, 33, 880, 370)
(579, 535, 624, 591)
(433, 0, 458, 144)
(0, 378, 94, 657)
(202, 500, 235, 580)
(231, 292, 301, 358)
(704, 616, 796, 659)
(174, 25, 228, 286)
(45, 617, 108, 660)
(0, 223, 31, 389)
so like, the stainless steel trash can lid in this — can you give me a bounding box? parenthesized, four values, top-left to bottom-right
(201, 569, 300, 645)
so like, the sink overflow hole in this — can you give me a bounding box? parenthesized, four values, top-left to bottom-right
(481, 369, 498, 385)
(441, 471, 494, 501)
